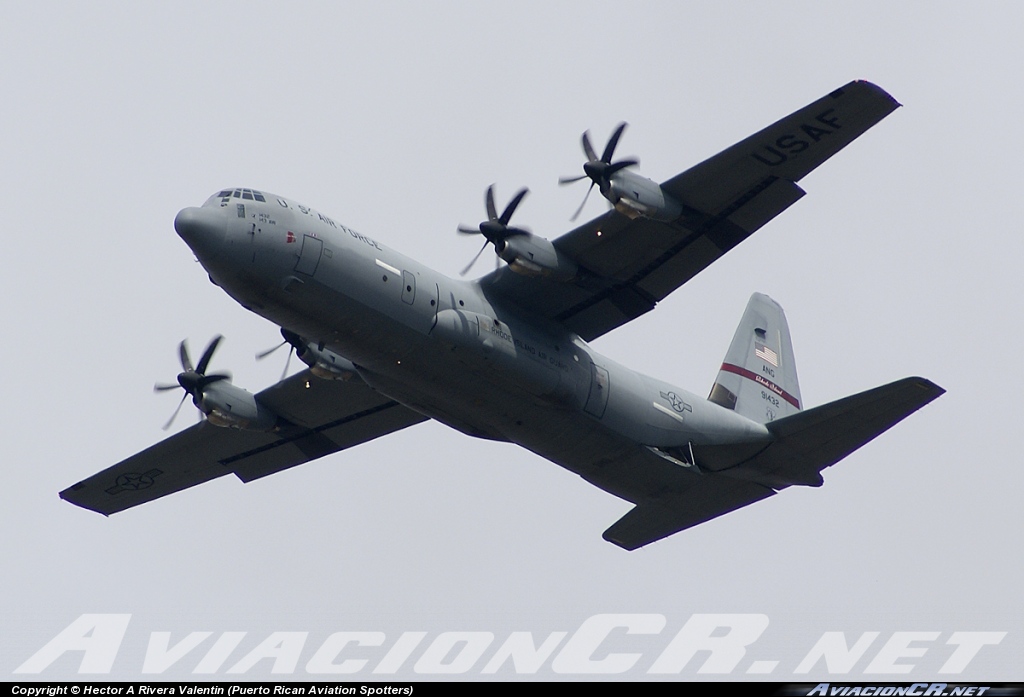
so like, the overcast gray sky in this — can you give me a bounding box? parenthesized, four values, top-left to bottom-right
(2, 1, 1021, 681)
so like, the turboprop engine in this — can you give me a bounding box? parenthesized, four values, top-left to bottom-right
(559, 122, 683, 222)
(199, 379, 278, 431)
(155, 335, 278, 432)
(495, 231, 577, 280)
(457, 185, 577, 280)
(257, 328, 360, 381)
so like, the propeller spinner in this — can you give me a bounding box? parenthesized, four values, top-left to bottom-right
(154, 335, 231, 430)
(559, 122, 639, 221)
(457, 185, 530, 276)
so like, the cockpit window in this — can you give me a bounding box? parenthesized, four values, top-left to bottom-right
(215, 188, 266, 203)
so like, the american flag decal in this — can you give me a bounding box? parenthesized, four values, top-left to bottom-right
(286, 231, 296, 244)
(755, 342, 779, 367)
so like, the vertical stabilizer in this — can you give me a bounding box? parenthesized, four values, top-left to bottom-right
(709, 293, 801, 423)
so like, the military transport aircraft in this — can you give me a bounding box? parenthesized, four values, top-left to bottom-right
(60, 81, 943, 550)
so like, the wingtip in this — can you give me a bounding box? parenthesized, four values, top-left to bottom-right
(833, 80, 901, 110)
(909, 376, 945, 398)
(59, 484, 112, 516)
(853, 79, 901, 108)
(602, 529, 641, 551)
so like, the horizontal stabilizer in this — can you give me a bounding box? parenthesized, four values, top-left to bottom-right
(731, 376, 945, 488)
(602, 376, 943, 550)
(603, 478, 775, 551)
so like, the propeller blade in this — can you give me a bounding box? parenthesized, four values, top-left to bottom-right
(256, 340, 287, 360)
(459, 185, 530, 275)
(571, 181, 596, 222)
(558, 173, 589, 185)
(460, 240, 490, 277)
(602, 122, 627, 163)
(162, 392, 188, 431)
(563, 124, 632, 220)
(200, 371, 232, 385)
(157, 334, 232, 430)
(178, 340, 193, 373)
(499, 188, 529, 225)
(581, 131, 597, 163)
(605, 158, 639, 177)
(195, 335, 223, 375)
(258, 329, 302, 380)
(280, 346, 294, 381)
(485, 185, 498, 222)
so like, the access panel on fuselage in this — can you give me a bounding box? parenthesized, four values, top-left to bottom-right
(295, 234, 323, 276)
(584, 364, 610, 418)
(401, 270, 415, 305)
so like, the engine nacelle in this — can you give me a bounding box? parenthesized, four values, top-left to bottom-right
(199, 381, 278, 431)
(496, 233, 577, 280)
(606, 170, 683, 222)
(296, 342, 359, 380)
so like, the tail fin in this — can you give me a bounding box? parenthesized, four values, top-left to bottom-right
(709, 293, 801, 423)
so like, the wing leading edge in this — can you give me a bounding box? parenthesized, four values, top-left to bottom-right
(482, 81, 900, 341)
(60, 370, 428, 515)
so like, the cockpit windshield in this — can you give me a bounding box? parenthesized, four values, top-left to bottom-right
(218, 188, 266, 202)
(204, 188, 267, 207)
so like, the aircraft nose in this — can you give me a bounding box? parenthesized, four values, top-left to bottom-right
(174, 207, 227, 256)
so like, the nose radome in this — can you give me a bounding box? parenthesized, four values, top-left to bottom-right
(174, 207, 227, 255)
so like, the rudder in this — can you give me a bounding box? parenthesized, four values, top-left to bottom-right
(709, 292, 801, 423)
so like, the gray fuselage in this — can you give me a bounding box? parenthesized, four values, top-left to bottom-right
(175, 190, 769, 504)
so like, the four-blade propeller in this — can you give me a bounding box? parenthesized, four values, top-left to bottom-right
(457, 185, 530, 276)
(559, 122, 638, 221)
(154, 335, 231, 430)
